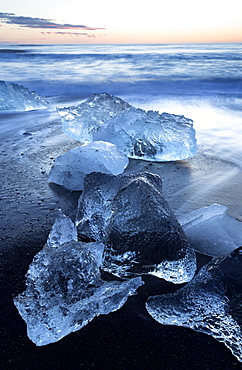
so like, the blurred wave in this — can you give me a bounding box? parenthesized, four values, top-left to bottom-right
(1, 43, 242, 168)
(0, 44, 241, 99)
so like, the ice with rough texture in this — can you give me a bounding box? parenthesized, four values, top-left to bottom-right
(0, 80, 49, 111)
(94, 107, 196, 161)
(46, 210, 78, 247)
(48, 141, 129, 191)
(58, 92, 196, 162)
(146, 247, 242, 363)
(57, 92, 132, 142)
(76, 171, 196, 283)
(178, 204, 242, 257)
(14, 213, 143, 346)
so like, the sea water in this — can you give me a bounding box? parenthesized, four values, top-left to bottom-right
(0, 43, 242, 221)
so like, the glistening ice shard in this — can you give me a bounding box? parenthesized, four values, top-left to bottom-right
(14, 212, 143, 346)
(58, 92, 196, 161)
(46, 210, 78, 247)
(48, 141, 129, 191)
(94, 107, 196, 161)
(57, 92, 131, 142)
(146, 247, 242, 363)
(76, 172, 196, 283)
(0, 80, 49, 111)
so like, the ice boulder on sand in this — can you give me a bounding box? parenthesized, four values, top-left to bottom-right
(57, 92, 132, 142)
(76, 171, 196, 283)
(14, 212, 143, 346)
(178, 204, 242, 257)
(58, 92, 196, 162)
(0, 80, 49, 111)
(146, 247, 242, 363)
(94, 107, 196, 161)
(48, 141, 129, 191)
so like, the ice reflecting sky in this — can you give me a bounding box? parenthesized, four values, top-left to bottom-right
(0, 0, 242, 43)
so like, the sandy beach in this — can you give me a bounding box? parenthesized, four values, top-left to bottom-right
(0, 118, 242, 369)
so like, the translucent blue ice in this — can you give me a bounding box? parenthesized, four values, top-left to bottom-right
(76, 171, 196, 283)
(146, 247, 242, 363)
(57, 92, 131, 143)
(94, 108, 196, 161)
(0, 80, 49, 111)
(57, 93, 196, 162)
(48, 141, 129, 191)
(14, 212, 143, 346)
(178, 204, 242, 257)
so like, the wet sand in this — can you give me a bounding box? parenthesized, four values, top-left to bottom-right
(0, 120, 241, 369)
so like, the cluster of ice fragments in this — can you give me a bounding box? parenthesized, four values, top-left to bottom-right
(76, 171, 196, 283)
(50, 92, 196, 191)
(146, 247, 242, 363)
(57, 92, 196, 162)
(14, 170, 242, 359)
(12, 91, 242, 362)
(14, 171, 197, 346)
(0, 81, 49, 111)
(14, 212, 143, 346)
(48, 141, 129, 191)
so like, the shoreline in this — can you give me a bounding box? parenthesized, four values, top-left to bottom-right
(0, 119, 241, 369)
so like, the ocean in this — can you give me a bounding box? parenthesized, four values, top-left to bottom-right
(1, 43, 242, 220)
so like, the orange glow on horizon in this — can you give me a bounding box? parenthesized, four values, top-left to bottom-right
(1, 30, 242, 45)
(0, 2, 242, 45)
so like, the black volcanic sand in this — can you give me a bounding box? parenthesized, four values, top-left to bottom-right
(0, 120, 241, 369)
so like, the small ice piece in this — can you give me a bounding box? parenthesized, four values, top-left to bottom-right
(94, 107, 196, 161)
(46, 210, 78, 248)
(0, 80, 49, 111)
(48, 141, 129, 191)
(146, 247, 242, 363)
(14, 214, 143, 346)
(178, 204, 242, 257)
(57, 92, 132, 142)
(76, 171, 196, 283)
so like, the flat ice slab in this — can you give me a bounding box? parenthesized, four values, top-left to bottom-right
(178, 204, 242, 257)
(76, 171, 196, 283)
(0, 80, 49, 111)
(48, 141, 129, 191)
(14, 212, 143, 346)
(57, 93, 196, 162)
(146, 246, 242, 363)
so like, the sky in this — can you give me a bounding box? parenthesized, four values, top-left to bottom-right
(0, 0, 242, 44)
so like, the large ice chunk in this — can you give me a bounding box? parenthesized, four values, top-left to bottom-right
(76, 171, 196, 283)
(146, 247, 242, 363)
(57, 92, 132, 142)
(14, 212, 143, 346)
(178, 204, 242, 257)
(94, 108, 196, 161)
(57, 92, 196, 162)
(0, 80, 49, 111)
(48, 141, 129, 191)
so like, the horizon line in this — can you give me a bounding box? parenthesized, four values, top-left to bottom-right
(1, 41, 242, 45)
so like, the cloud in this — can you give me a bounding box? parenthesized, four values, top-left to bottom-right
(0, 12, 104, 31)
(41, 31, 96, 38)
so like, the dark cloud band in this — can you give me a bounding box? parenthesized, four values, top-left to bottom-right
(0, 12, 104, 31)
